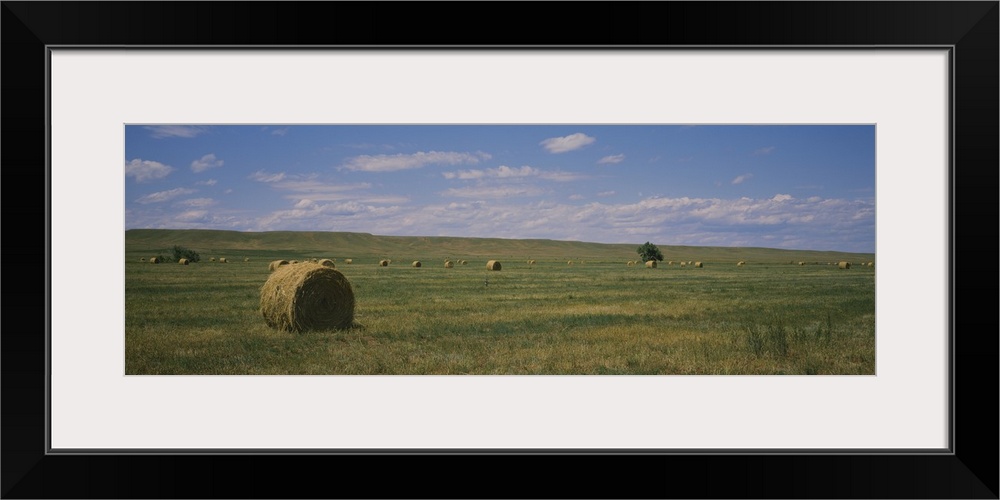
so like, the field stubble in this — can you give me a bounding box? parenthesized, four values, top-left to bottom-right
(125, 257, 875, 375)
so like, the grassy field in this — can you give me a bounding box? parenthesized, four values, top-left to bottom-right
(125, 229, 875, 375)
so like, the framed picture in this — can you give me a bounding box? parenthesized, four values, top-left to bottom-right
(7, 2, 997, 498)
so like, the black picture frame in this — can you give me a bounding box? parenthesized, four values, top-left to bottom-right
(4, 2, 997, 498)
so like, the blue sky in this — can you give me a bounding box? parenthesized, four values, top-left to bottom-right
(125, 124, 875, 252)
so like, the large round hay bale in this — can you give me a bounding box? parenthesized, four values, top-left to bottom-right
(219, 257, 228, 263)
(567, 260, 573, 265)
(838, 261, 851, 269)
(269, 260, 290, 272)
(149, 257, 160, 264)
(344, 259, 353, 264)
(210, 257, 216, 262)
(486, 260, 501, 271)
(627, 261, 634, 266)
(412, 261, 422, 268)
(461, 260, 467, 265)
(694, 262, 703, 268)
(645, 260, 657, 268)
(139, 257, 146, 262)
(737, 261, 745, 267)
(379, 259, 389, 267)
(318, 259, 336, 268)
(178, 258, 190, 265)
(260, 262, 355, 332)
(798, 262, 805, 266)
(444, 261, 454, 268)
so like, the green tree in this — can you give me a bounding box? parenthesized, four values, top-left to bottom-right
(170, 245, 201, 263)
(636, 242, 663, 263)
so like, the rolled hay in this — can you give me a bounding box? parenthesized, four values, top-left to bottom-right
(379, 259, 389, 267)
(219, 258, 228, 263)
(567, 260, 573, 265)
(260, 262, 355, 332)
(244, 258, 250, 262)
(798, 262, 805, 266)
(645, 260, 657, 268)
(444, 261, 454, 268)
(210, 257, 216, 262)
(486, 260, 502, 271)
(344, 259, 353, 264)
(139, 257, 146, 262)
(667, 261, 674, 265)
(290, 260, 299, 264)
(269, 260, 290, 272)
(867, 262, 874, 267)
(178, 258, 190, 265)
(149, 257, 160, 264)
(838, 261, 851, 269)
(680, 262, 686, 267)
(461, 260, 468, 265)
(737, 261, 746, 267)
(627, 261, 634, 266)
(412, 261, 422, 268)
(694, 262, 703, 268)
(318, 259, 336, 268)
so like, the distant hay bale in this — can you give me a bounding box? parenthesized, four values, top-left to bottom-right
(244, 258, 250, 262)
(461, 260, 467, 265)
(838, 261, 851, 269)
(149, 257, 160, 264)
(318, 259, 336, 268)
(645, 260, 657, 268)
(567, 260, 573, 265)
(694, 262, 703, 268)
(210, 257, 216, 262)
(311, 258, 318, 263)
(344, 259, 353, 264)
(269, 260, 290, 272)
(260, 262, 355, 332)
(412, 261, 422, 268)
(668, 261, 674, 265)
(290, 260, 299, 264)
(680, 262, 686, 267)
(444, 261, 454, 268)
(178, 258, 190, 265)
(798, 262, 805, 266)
(486, 260, 502, 271)
(867, 262, 874, 267)
(219, 258, 228, 263)
(139, 257, 145, 262)
(737, 261, 745, 267)
(379, 260, 389, 267)
(627, 261, 634, 266)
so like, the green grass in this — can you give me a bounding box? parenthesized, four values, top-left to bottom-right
(125, 233, 875, 375)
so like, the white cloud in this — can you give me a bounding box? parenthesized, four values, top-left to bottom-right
(144, 126, 207, 139)
(196, 179, 218, 186)
(597, 154, 625, 164)
(568, 194, 585, 200)
(135, 188, 196, 204)
(539, 133, 596, 153)
(271, 128, 288, 136)
(771, 194, 793, 202)
(176, 198, 216, 208)
(597, 191, 616, 197)
(441, 185, 547, 199)
(443, 165, 586, 182)
(175, 210, 209, 222)
(249, 170, 286, 183)
(190, 153, 224, 173)
(752, 146, 776, 155)
(125, 159, 174, 182)
(731, 173, 754, 185)
(341, 151, 491, 172)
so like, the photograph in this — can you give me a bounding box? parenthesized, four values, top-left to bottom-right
(3, 0, 995, 498)
(125, 124, 876, 375)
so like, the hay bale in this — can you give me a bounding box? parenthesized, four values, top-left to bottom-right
(461, 260, 467, 265)
(318, 259, 336, 268)
(486, 260, 501, 271)
(149, 257, 160, 264)
(269, 260, 290, 272)
(645, 260, 657, 268)
(290, 260, 299, 264)
(627, 261, 634, 266)
(838, 261, 851, 269)
(694, 262, 703, 268)
(567, 260, 573, 265)
(219, 258, 228, 263)
(210, 257, 216, 262)
(444, 261, 454, 268)
(139, 257, 145, 262)
(737, 261, 745, 267)
(244, 258, 250, 262)
(260, 262, 355, 332)
(867, 262, 874, 267)
(798, 262, 805, 266)
(344, 259, 353, 264)
(412, 261, 422, 268)
(667, 261, 673, 265)
(178, 258, 190, 265)
(379, 259, 389, 267)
